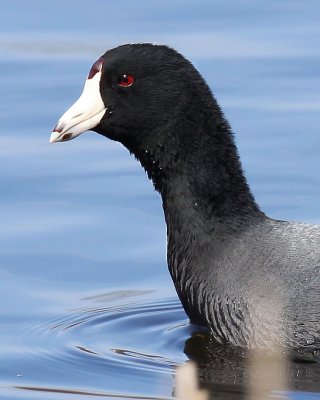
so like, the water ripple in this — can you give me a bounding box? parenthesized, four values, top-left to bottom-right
(30, 293, 190, 378)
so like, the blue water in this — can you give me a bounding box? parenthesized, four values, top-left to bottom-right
(0, 1, 319, 399)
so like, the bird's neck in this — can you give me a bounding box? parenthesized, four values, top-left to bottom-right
(134, 98, 264, 238)
(126, 95, 265, 327)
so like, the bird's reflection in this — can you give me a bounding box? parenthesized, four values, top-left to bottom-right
(180, 331, 319, 399)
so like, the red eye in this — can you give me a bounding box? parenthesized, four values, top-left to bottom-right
(118, 74, 135, 87)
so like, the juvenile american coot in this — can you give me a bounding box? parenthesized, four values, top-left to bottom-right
(51, 44, 319, 350)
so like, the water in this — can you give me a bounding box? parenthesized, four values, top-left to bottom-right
(0, 1, 319, 399)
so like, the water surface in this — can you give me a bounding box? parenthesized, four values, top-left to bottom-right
(0, 1, 319, 399)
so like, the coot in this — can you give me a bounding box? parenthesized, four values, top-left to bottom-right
(51, 44, 319, 350)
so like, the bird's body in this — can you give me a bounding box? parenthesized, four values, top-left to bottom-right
(51, 44, 320, 349)
(168, 215, 320, 348)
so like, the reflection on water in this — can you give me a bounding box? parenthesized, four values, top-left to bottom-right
(0, 0, 319, 399)
(2, 264, 319, 399)
(6, 285, 320, 400)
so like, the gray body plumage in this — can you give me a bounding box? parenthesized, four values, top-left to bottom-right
(169, 215, 320, 349)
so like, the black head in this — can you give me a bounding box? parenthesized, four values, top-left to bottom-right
(96, 44, 210, 147)
(51, 43, 261, 224)
(51, 44, 215, 159)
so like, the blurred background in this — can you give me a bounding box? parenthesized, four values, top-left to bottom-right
(0, 1, 319, 399)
